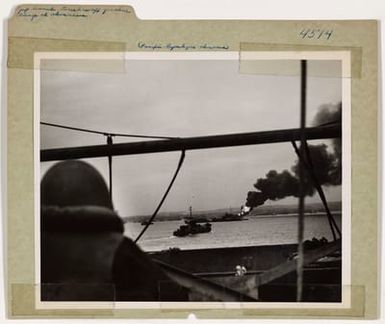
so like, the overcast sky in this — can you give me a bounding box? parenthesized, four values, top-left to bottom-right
(41, 59, 342, 217)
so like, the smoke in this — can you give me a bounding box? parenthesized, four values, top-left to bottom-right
(313, 103, 342, 184)
(245, 191, 268, 208)
(312, 103, 341, 127)
(246, 103, 342, 204)
(254, 143, 338, 200)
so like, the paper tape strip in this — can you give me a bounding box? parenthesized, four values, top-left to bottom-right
(10, 283, 114, 318)
(8, 37, 126, 72)
(240, 42, 362, 79)
(9, 284, 364, 318)
(239, 285, 364, 318)
(116, 284, 364, 319)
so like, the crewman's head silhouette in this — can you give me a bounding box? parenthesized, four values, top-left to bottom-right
(41, 160, 113, 209)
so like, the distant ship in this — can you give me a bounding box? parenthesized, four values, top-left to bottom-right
(183, 216, 209, 223)
(185, 206, 250, 223)
(210, 212, 247, 222)
(141, 220, 154, 226)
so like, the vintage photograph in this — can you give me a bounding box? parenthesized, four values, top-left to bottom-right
(37, 52, 348, 305)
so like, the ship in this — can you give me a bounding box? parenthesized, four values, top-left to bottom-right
(184, 206, 249, 223)
(183, 216, 210, 223)
(173, 220, 212, 237)
(141, 220, 154, 226)
(210, 212, 247, 222)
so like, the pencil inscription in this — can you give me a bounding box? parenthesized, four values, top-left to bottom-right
(16, 7, 131, 21)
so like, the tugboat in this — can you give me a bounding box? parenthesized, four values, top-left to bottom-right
(173, 220, 212, 237)
(173, 206, 212, 237)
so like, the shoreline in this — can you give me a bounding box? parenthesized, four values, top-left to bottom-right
(125, 211, 342, 223)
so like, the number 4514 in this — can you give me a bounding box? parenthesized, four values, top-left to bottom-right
(299, 29, 333, 40)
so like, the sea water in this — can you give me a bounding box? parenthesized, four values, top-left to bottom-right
(124, 213, 342, 252)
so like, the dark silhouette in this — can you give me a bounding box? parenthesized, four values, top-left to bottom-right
(41, 160, 187, 301)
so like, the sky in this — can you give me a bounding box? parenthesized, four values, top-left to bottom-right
(40, 58, 342, 217)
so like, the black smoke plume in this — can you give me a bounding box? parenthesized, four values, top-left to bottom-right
(312, 102, 342, 185)
(246, 103, 342, 205)
(246, 191, 268, 208)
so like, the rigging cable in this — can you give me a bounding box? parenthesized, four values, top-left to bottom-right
(41, 121, 182, 212)
(41, 121, 179, 140)
(134, 150, 186, 243)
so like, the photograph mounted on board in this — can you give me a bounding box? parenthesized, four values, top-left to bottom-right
(36, 52, 350, 306)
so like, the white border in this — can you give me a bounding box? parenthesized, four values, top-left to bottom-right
(34, 51, 351, 310)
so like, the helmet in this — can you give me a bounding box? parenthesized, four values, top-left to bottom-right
(41, 160, 113, 209)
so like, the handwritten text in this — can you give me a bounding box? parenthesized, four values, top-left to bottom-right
(138, 42, 230, 51)
(17, 6, 131, 21)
